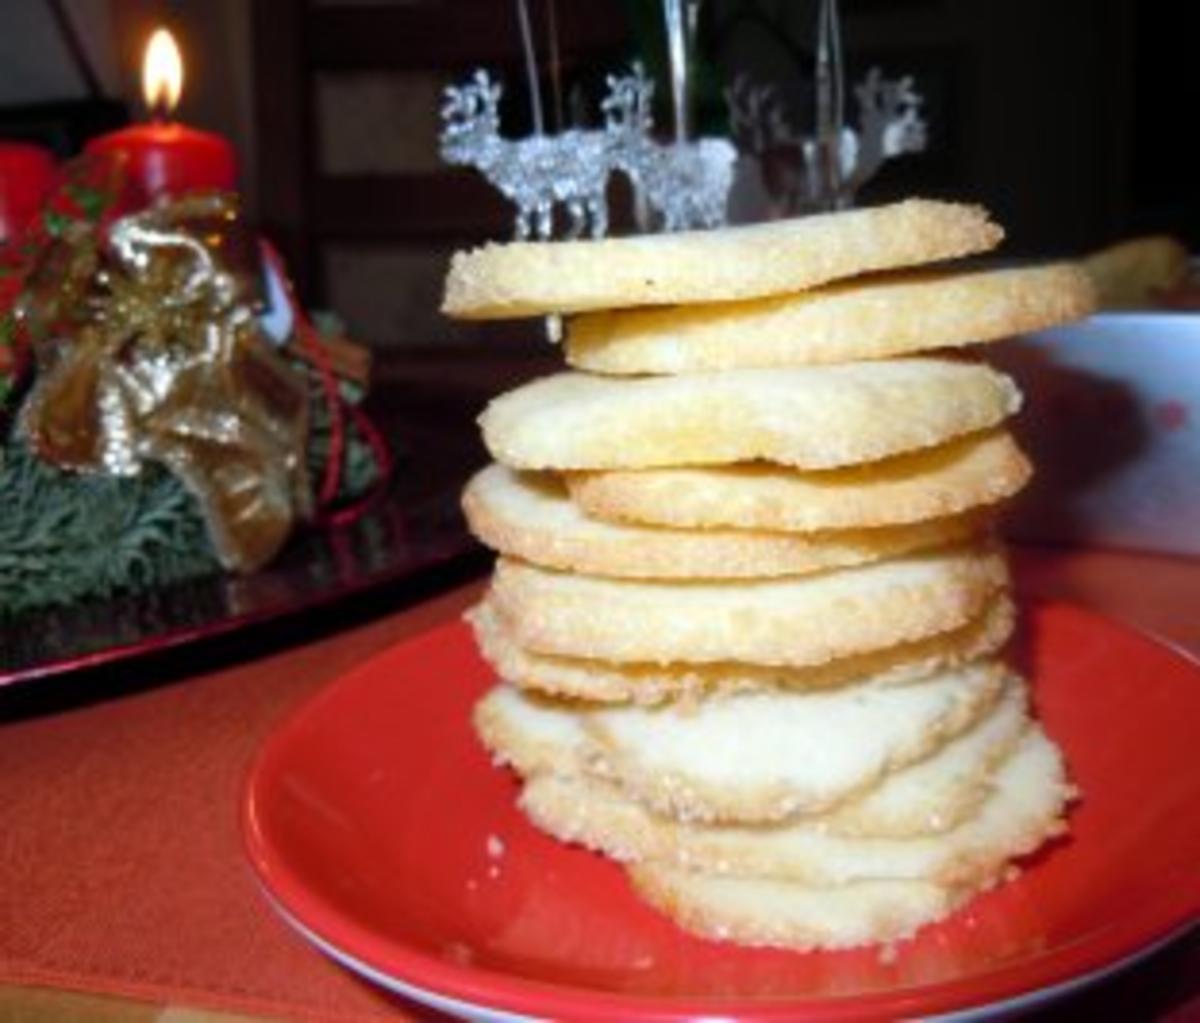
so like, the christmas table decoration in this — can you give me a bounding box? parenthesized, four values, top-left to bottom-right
(0, 157, 389, 620)
(0, 141, 56, 244)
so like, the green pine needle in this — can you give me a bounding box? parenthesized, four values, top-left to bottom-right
(0, 358, 384, 621)
(0, 435, 221, 620)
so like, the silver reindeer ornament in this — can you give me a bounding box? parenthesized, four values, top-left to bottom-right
(602, 63, 736, 233)
(440, 65, 735, 240)
(441, 70, 612, 240)
(727, 66, 927, 215)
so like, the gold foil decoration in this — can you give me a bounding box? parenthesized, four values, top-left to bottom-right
(19, 193, 311, 572)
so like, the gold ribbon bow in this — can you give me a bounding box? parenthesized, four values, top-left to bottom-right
(20, 193, 311, 572)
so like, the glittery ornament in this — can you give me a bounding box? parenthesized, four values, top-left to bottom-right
(603, 63, 736, 232)
(440, 65, 734, 239)
(441, 70, 612, 240)
(19, 193, 311, 572)
(727, 65, 927, 215)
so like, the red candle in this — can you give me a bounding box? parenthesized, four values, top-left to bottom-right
(86, 122, 236, 202)
(0, 142, 56, 243)
(84, 28, 237, 204)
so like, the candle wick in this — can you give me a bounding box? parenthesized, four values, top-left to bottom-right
(146, 79, 174, 124)
(148, 95, 170, 124)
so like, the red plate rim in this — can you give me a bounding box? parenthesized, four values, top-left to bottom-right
(241, 605, 1200, 1022)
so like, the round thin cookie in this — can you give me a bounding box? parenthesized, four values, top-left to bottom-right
(466, 594, 1015, 705)
(481, 362, 1021, 472)
(566, 429, 1030, 532)
(627, 863, 977, 951)
(474, 667, 1030, 837)
(476, 663, 1003, 823)
(463, 463, 982, 579)
(578, 664, 1005, 822)
(443, 199, 1002, 318)
(488, 545, 1008, 666)
(473, 682, 591, 781)
(566, 263, 1095, 374)
(521, 720, 1069, 887)
(817, 675, 1030, 838)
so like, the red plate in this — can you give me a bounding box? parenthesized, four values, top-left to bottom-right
(242, 603, 1200, 1021)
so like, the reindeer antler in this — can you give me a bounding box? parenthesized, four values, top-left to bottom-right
(726, 75, 798, 153)
(471, 69, 502, 109)
(441, 84, 467, 120)
(842, 66, 927, 192)
(602, 62, 654, 133)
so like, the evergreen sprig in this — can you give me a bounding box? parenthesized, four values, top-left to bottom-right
(304, 373, 380, 501)
(0, 435, 220, 620)
(0, 367, 385, 621)
(0, 159, 391, 622)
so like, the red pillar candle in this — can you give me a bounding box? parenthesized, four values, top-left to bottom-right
(84, 28, 237, 204)
(86, 121, 237, 201)
(0, 142, 56, 243)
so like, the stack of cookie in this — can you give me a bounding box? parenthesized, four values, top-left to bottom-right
(442, 199, 1094, 950)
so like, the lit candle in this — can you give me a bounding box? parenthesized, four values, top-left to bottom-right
(0, 142, 56, 243)
(85, 28, 237, 203)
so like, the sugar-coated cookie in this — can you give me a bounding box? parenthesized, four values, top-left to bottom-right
(566, 264, 1094, 373)
(443, 199, 1002, 318)
(474, 667, 1030, 837)
(466, 594, 1014, 704)
(476, 663, 1004, 823)
(627, 862, 977, 951)
(521, 719, 1068, 887)
(566, 430, 1030, 531)
(488, 546, 1008, 667)
(463, 463, 981, 579)
(816, 677, 1029, 837)
(481, 362, 1021, 471)
(580, 664, 1006, 822)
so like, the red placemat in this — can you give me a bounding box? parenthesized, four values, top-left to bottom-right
(0, 584, 481, 1021)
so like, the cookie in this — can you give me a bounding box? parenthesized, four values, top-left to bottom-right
(487, 545, 1008, 666)
(566, 263, 1095, 374)
(627, 863, 977, 951)
(443, 199, 1002, 318)
(476, 666, 1029, 837)
(463, 463, 982, 579)
(477, 663, 1004, 823)
(1083, 235, 1190, 308)
(466, 594, 1014, 705)
(580, 663, 1006, 822)
(481, 361, 1021, 472)
(818, 675, 1029, 837)
(565, 430, 1031, 532)
(473, 683, 590, 780)
(521, 718, 1068, 886)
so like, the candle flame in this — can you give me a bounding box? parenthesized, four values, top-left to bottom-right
(142, 28, 183, 119)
